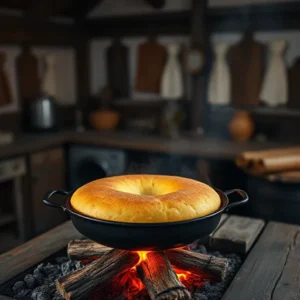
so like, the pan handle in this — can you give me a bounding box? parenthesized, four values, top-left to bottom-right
(224, 189, 249, 211)
(43, 189, 69, 211)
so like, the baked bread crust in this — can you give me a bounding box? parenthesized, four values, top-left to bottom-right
(70, 174, 221, 223)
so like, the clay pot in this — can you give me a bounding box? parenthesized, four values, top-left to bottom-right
(228, 110, 254, 142)
(89, 110, 120, 130)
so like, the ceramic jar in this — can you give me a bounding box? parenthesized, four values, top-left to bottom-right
(228, 110, 254, 142)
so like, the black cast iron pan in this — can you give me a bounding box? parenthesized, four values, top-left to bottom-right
(43, 188, 248, 251)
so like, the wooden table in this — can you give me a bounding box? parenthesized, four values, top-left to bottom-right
(0, 217, 299, 300)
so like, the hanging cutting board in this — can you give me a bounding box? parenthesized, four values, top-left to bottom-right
(106, 39, 129, 98)
(16, 45, 40, 103)
(288, 57, 300, 109)
(0, 52, 12, 107)
(228, 31, 265, 107)
(135, 39, 167, 93)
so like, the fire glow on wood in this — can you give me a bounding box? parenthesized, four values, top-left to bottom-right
(88, 250, 208, 300)
(56, 240, 227, 300)
(111, 251, 198, 298)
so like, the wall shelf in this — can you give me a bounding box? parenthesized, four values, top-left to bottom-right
(87, 1, 300, 38)
(251, 107, 300, 117)
(209, 105, 300, 118)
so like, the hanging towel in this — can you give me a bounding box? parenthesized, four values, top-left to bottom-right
(260, 40, 288, 107)
(208, 42, 231, 105)
(160, 44, 183, 100)
(41, 54, 57, 98)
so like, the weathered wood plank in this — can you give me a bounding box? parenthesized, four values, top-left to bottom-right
(221, 221, 300, 300)
(210, 215, 265, 253)
(0, 221, 82, 285)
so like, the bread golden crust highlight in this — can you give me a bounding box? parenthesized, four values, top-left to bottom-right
(70, 174, 221, 223)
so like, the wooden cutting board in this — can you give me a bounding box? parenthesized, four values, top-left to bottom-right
(16, 45, 40, 103)
(228, 32, 265, 107)
(135, 40, 167, 93)
(106, 39, 129, 98)
(288, 57, 300, 109)
(0, 52, 12, 107)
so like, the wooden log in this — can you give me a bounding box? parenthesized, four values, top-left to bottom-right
(67, 240, 228, 279)
(56, 249, 139, 300)
(67, 239, 112, 261)
(166, 249, 228, 281)
(253, 154, 300, 175)
(210, 215, 265, 254)
(236, 147, 300, 174)
(136, 251, 191, 300)
(265, 170, 300, 183)
(236, 147, 300, 168)
(67, 239, 194, 261)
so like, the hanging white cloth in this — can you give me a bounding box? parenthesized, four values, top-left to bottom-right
(260, 40, 288, 107)
(160, 44, 183, 100)
(41, 54, 57, 97)
(208, 41, 231, 105)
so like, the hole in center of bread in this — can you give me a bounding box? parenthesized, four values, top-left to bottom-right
(115, 185, 162, 196)
(140, 186, 157, 196)
(113, 180, 177, 196)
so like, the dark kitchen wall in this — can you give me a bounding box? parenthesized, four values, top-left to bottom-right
(0, 46, 76, 133)
(89, 0, 300, 141)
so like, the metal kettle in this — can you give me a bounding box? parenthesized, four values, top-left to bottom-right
(26, 93, 59, 132)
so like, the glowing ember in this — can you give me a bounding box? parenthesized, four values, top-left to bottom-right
(90, 249, 210, 299)
(112, 251, 202, 298)
(176, 270, 191, 281)
(119, 268, 144, 294)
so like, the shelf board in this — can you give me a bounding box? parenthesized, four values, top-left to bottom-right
(209, 105, 300, 117)
(0, 214, 16, 228)
(251, 107, 300, 117)
(87, 1, 300, 37)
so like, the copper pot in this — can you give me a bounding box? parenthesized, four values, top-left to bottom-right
(89, 110, 120, 130)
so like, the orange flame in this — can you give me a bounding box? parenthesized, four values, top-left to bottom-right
(118, 251, 196, 296)
(89, 249, 207, 300)
(117, 251, 152, 296)
(135, 251, 150, 265)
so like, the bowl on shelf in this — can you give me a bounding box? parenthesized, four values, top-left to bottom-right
(89, 109, 120, 130)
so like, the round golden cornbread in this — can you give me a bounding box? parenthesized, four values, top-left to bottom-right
(70, 174, 221, 223)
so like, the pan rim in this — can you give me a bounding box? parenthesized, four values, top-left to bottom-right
(65, 188, 228, 227)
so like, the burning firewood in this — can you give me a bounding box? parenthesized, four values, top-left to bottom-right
(136, 251, 191, 300)
(67, 239, 228, 281)
(56, 249, 139, 300)
(67, 239, 112, 261)
(166, 249, 228, 281)
(61, 239, 229, 299)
